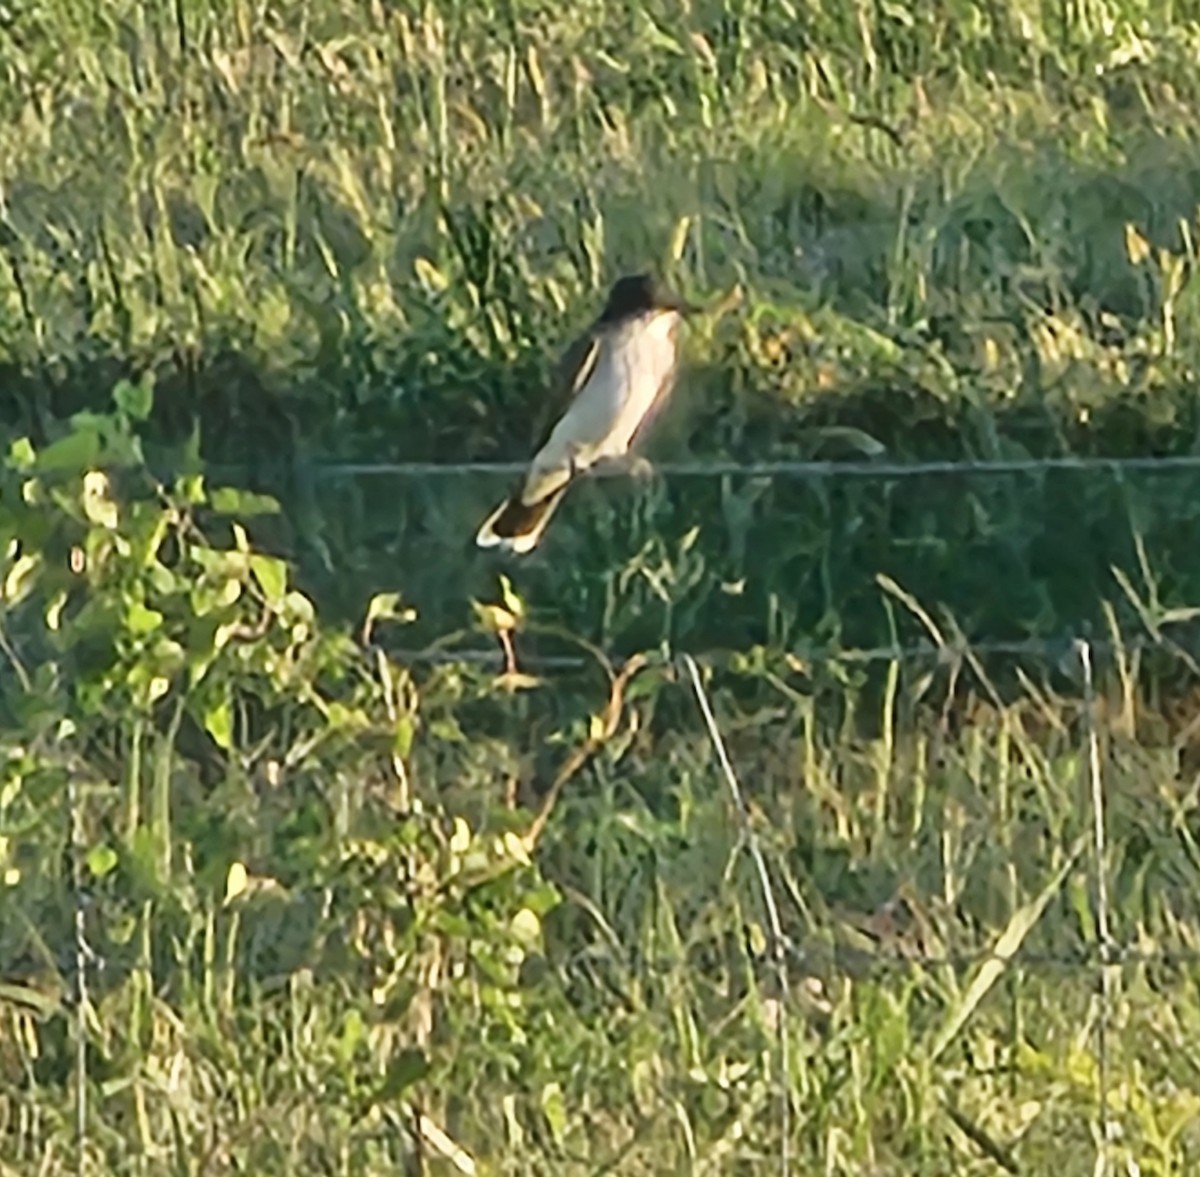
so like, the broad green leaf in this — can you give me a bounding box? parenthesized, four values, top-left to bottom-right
(113, 375, 154, 421)
(282, 591, 314, 622)
(217, 578, 243, 608)
(86, 844, 118, 879)
(177, 474, 206, 505)
(210, 487, 281, 516)
(191, 546, 248, 577)
(126, 601, 164, 634)
(379, 1048, 429, 1098)
(191, 579, 242, 617)
(147, 561, 176, 594)
(510, 906, 541, 943)
(7, 437, 35, 470)
(250, 554, 288, 605)
(36, 427, 101, 472)
(204, 697, 234, 750)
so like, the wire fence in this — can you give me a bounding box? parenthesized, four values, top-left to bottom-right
(387, 627, 1200, 674)
(378, 632, 1194, 1176)
(234, 451, 1200, 482)
(55, 449, 1200, 1175)
(681, 636, 1129, 1177)
(350, 631, 1199, 1168)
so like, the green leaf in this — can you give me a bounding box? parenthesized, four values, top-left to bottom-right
(282, 591, 315, 623)
(541, 1081, 568, 1144)
(250, 555, 288, 605)
(190, 578, 242, 617)
(225, 861, 249, 903)
(86, 844, 119, 879)
(362, 591, 417, 642)
(125, 601, 164, 635)
(337, 1008, 365, 1063)
(177, 474, 206, 505)
(7, 437, 35, 470)
(147, 561, 176, 595)
(204, 697, 234, 750)
(210, 487, 281, 517)
(379, 1048, 429, 1099)
(36, 427, 101, 473)
(113, 375, 154, 421)
(3, 553, 40, 604)
(394, 714, 414, 758)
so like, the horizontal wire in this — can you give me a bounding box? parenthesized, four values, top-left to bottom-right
(387, 629, 1194, 672)
(785, 940, 1200, 973)
(294, 452, 1200, 482)
(37, 939, 1200, 1003)
(594, 941, 1200, 975)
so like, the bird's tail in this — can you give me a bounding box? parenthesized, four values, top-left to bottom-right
(475, 482, 571, 554)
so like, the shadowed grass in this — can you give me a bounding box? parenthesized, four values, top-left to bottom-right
(4, 1, 1200, 1174)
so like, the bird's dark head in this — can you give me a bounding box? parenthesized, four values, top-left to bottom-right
(599, 273, 696, 322)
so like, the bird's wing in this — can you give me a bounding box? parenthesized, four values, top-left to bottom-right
(517, 328, 602, 505)
(527, 328, 601, 455)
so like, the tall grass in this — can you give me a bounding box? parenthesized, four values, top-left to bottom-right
(3, 1, 1200, 1173)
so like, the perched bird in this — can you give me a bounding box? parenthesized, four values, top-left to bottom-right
(475, 272, 695, 554)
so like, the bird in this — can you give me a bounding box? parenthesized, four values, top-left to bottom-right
(475, 272, 696, 555)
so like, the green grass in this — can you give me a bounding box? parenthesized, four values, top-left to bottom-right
(5, 0, 1200, 1173)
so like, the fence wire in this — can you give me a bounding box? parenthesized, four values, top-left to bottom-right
(386, 627, 1198, 673)
(273, 452, 1200, 481)
(401, 626, 1197, 1175)
(61, 448, 1200, 1173)
(57, 628, 1200, 1174)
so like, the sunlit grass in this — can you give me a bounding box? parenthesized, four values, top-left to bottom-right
(3, 0, 1200, 1173)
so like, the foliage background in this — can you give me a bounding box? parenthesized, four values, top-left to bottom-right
(4, 0, 1200, 1172)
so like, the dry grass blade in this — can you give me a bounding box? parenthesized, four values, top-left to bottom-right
(13, 1, 1200, 1171)
(681, 653, 791, 1177)
(930, 835, 1085, 1063)
(1079, 638, 1118, 1173)
(523, 653, 648, 850)
(941, 1100, 1021, 1174)
(410, 1109, 478, 1174)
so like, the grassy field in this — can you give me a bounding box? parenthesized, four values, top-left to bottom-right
(5, 0, 1200, 1173)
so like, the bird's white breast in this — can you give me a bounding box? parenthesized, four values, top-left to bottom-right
(541, 311, 680, 469)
